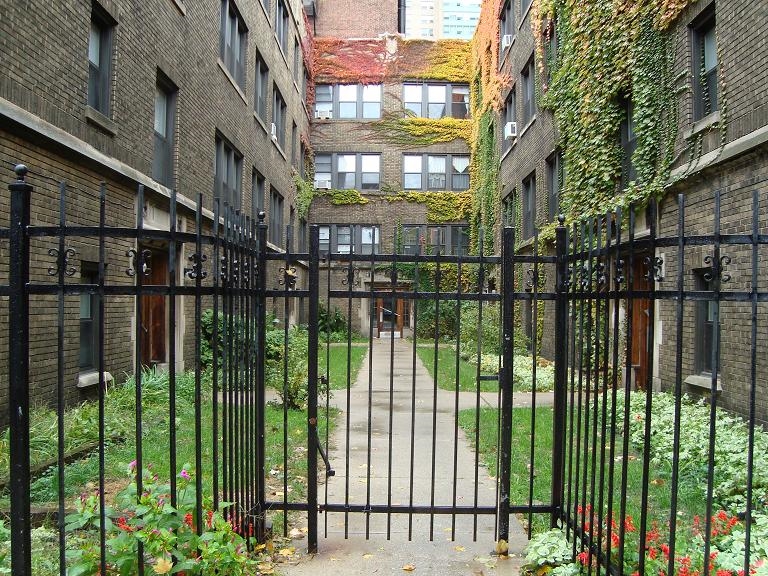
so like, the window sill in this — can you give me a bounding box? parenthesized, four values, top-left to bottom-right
(274, 35, 290, 69)
(684, 373, 722, 392)
(217, 59, 248, 105)
(77, 370, 114, 389)
(500, 138, 517, 162)
(254, 111, 269, 134)
(169, 0, 186, 15)
(258, 0, 270, 21)
(499, 37, 515, 69)
(519, 115, 536, 138)
(84, 106, 117, 136)
(272, 138, 287, 159)
(683, 110, 721, 140)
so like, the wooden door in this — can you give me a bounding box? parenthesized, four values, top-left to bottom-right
(631, 257, 650, 390)
(140, 248, 168, 367)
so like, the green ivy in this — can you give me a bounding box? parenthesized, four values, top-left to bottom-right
(384, 190, 472, 223)
(294, 174, 315, 219)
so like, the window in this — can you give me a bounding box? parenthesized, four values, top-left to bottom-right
(252, 169, 265, 220)
(220, 0, 247, 87)
(521, 0, 532, 18)
(543, 19, 557, 87)
(88, 6, 114, 115)
(521, 57, 536, 126)
(546, 151, 563, 221)
(402, 83, 471, 119)
(316, 224, 380, 255)
(215, 135, 242, 209)
(502, 88, 516, 153)
(502, 192, 516, 227)
(313, 153, 381, 190)
(692, 8, 717, 119)
(499, 0, 515, 60)
(80, 264, 100, 370)
(399, 225, 468, 255)
(522, 171, 536, 239)
(255, 53, 269, 120)
(276, 0, 289, 54)
(403, 154, 470, 191)
(291, 122, 298, 168)
(269, 187, 284, 246)
(313, 84, 382, 119)
(293, 38, 301, 82)
(298, 218, 307, 252)
(153, 75, 177, 187)
(695, 268, 719, 374)
(620, 98, 636, 189)
(273, 87, 286, 148)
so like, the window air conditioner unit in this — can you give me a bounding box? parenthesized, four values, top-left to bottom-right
(270, 123, 278, 141)
(501, 34, 513, 50)
(315, 178, 332, 189)
(314, 109, 332, 120)
(504, 121, 517, 140)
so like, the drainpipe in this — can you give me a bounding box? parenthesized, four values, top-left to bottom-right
(398, 0, 406, 34)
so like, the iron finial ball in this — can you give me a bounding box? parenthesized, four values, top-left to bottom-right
(14, 164, 29, 181)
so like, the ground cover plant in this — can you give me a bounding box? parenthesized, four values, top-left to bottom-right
(517, 391, 768, 575)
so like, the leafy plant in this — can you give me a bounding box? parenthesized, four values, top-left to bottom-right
(66, 464, 261, 576)
(524, 528, 573, 569)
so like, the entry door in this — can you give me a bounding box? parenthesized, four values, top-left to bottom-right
(140, 248, 168, 367)
(631, 257, 650, 390)
(377, 297, 404, 337)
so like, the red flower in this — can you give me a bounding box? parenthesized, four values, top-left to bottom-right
(624, 516, 636, 533)
(184, 512, 194, 529)
(576, 551, 590, 565)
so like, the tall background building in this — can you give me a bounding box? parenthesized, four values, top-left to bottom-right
(404, 0, 481, 39)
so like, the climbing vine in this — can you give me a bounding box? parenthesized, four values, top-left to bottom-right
(316, 188, 370, 206)
(531, 0, 700, 227)
(368, 113, 472, 147)
(384, 191, 473, 223)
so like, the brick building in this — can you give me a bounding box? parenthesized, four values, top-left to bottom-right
(0, 0, 311, 421)
(486, 0, 768, 424)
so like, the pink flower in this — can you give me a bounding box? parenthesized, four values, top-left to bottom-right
(180, 469, 191, 481)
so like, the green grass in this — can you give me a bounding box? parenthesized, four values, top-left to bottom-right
(318, 343, 368, 390)
(416, 345, 498, 392)
(458, 406, 701, 536)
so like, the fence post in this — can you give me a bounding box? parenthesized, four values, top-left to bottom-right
(255, 211, 268, 542)
(306, 225, 320, 553)
(551, 216, 568, 527)
(8, 164, 32, 575)
(497, 226, 515, 546)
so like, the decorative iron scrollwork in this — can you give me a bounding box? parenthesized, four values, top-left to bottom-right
(524, 268, 538, 292)
(47, 247, 77, 277)
(614, 259, 625, 287)
(185, 253, 208, 280)
(594, 260, 607, 287)
(703, 254, 732, 285)
(643, 255, 664, 283)
(240, 260, 250, 288)
(343, 265, 361, 288)
(578, 265, 590, 289)
(563, 266, 574, 291)
(279, 265, 297, 289)
(126, 249, 151, 277)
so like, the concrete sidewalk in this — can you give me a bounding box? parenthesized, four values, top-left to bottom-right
(278, 339, 532, 575)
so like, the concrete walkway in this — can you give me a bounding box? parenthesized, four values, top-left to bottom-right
(279, 339, 535, 575)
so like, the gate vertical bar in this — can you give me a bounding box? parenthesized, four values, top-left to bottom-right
(497, 226, 515, 544)
(255, 212, 268, 541)
(552, 216, 568, 527)
(8, 164, 32, 576)
(307, 225, 320, 553)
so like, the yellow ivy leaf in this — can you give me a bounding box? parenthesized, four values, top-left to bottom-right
(402, 563, 416, 571)
(152, 557, 173, 574)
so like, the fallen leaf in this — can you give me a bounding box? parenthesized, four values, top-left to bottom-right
(363, 553, 374, 559)
(278, 547, 295, 557)
(402, 563, 416, 571)
(495, 539, 508, 555)
(455, 545, 466, 552)
(289, 527, 305, 539)
(257, 563, 275, 575)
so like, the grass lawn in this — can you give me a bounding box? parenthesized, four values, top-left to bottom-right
(458, 406, 701, 536)
(416, 345, 498, 392)
(318, 343, 368, 390)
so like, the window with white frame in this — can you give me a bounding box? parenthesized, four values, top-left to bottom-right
(273, 86, 286, 148)
(276, 0, 289, 54)
(88, 5, 114, 115)
(313, 153, 380, 190)
(220, 0, 246, 87)
(214, 135, 242, 209)
(403, 154, 470, 191)
(317, 224, 380, 255)
(153, 74, 176, 187)
(402, 83, 471, 119)
(255, 52, 269, 120)
(399, 225, 469, 256)
(521, 56, 536, 126)
(313, 84, 382, 119)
